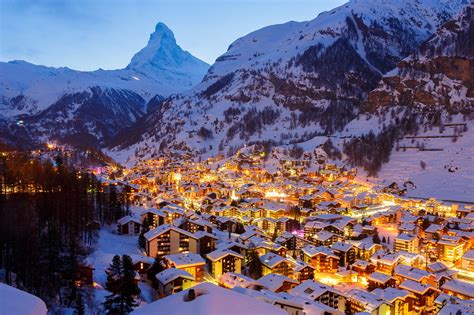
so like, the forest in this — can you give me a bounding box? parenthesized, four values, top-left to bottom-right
(0, 151, 130, 311)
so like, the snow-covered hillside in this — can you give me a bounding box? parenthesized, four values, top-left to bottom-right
(337, 4, 474, 201)
(116, 0, 467, 160)
(0, 22, 209, 147)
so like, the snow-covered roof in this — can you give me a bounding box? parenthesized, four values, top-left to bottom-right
(346, 289, 387, 311)
(131, 282, 287, 315)
(0, 283, 47, 315)
(441, 279, 474, 298)
(144, 224, 194, 241)
(206, 249, 243, 262)
(260, 253, 291, 268)
(257, 274, 298, 292)
(394, 265, 430, 282)
(302, 245, 338, 259)
(367, 272, 393, 284)
(290, 280, 341, 301)
(462, 249, 474, 261)
(117, 215, 141, 225)
(156, 268, 194, 284)
(371, 287, 414, 303)
(399, 280, 438, 295)
(163, 253, 205, 268)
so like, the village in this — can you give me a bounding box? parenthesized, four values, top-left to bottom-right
(69, 144, 473, 315)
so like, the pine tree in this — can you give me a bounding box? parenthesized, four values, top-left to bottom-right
(148, 256, 164, 288)
(75, 292, 85, 315)
(121, 255, 140, 313)
(103, 255, 140, 314)
(138, 232, 147, 250)
(247, 247, 263, 280)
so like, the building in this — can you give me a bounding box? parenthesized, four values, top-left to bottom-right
(257, 274, 299, 293)
(367, 272, 396, 291)
(162, 253, 206, 282)
(331, 242, 356, 266)
(399, 280, 440, 314)
(260, 253, 295, 278)
(394, 233, 419, 253)
(206, 249, 244, 279)
(156, 268, 195, 297)
(144, 224, 215, 258)
(346, 289, 391, 315)
(441, 279, 474, 300)
(117, 215, 141, 235)
(302, 245, 339, 273)
(461, 250, 474, 272)
(437, 236, 467, 263)
(289, 280, 346, 311)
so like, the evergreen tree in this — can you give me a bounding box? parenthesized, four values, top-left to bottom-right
(247, 246, 263, 280)
(147, 256, 164, 288)
(373, 231, 381, 244)
(138, 232, 147, 250)
(75, 292, 85, 315)
(121, 255, 140, 312)
(103, 255, 140, 314)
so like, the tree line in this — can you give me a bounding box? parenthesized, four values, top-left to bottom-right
(0, 151, 129, 311)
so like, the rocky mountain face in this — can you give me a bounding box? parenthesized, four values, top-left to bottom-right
(117, 0, 468, 161)
(341, 4, 473, 178)
(0, 23, 208, 148)
(364, 4, 474, 114)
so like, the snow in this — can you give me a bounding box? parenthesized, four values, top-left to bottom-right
(0, 283, 47, 315)
(0, 22, 209, 118)
(131, 282, 287, 315)
(85, 226, 154, 308)
(156, 268, 194, 284)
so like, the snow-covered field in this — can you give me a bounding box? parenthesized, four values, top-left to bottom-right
(370, 122, 474, 203)
(86, 225, 154, 311)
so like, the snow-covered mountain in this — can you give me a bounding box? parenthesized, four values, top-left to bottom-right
(339, 3, 474, 201)
(115, 0, 468, 160)
(0, 22, 209, 147)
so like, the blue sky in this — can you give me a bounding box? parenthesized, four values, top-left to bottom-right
(0, 0, 347, 71)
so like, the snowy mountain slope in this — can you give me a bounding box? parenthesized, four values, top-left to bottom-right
(0, 22, 209, 147)
(337, 4, 474, 201)
(115, 0, 468, 161)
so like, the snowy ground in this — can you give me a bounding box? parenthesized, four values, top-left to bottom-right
(86, 226, 154, 312)
(376, 223, 399, 251)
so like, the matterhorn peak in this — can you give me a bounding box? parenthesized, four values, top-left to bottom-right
(127, 22, 208, 75)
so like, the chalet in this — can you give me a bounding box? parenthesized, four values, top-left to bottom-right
(399, 280, 440, 314)
(302, 245, 339, 273)
(294, 262, 315, 282)
(351, 259, 376, 277)
(394, 233, 419, 253)
(346, 289, 391, 315)
(461, 250, 474, 272)
(260, 253, 295, 278)
(132, 257, 154, 281)
(371, 287, 416, 315)
(117, 215, 141, 235)
(139, 208, 166, 228)
(331, 242, 356, 265)
(289, 280, 346, 311)
(206, 249, 244, 279)
(437, 236, 467, 263)
(367, 272, 396, 291)
(156, 268, 195, 297)
(257, 274, 299, 293)
(144, 224, 197, 257)
(162, 253, 205, 282)
(394, 264, 435, 286)
(441, 279, 474, 300)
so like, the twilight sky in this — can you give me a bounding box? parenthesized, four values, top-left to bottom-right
(0, 0, 346, 71)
